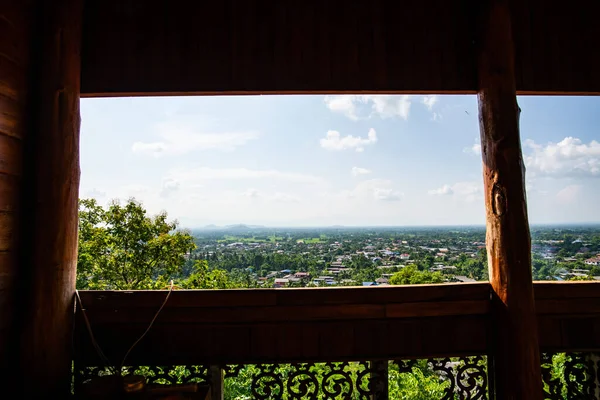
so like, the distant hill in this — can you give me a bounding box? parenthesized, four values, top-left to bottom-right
(198, 224, 266, 230)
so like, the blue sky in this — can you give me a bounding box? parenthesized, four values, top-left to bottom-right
(80, 95, 600, 227)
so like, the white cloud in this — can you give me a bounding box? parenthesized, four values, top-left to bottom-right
(341, 179, 402, 202)
(132, 122, 259, 157)
(159, 178, 180, 198)
(373, 188, 402, 201)
(556, 184, 582, 204)
(524, 137, 600, 178)
(323, 95, 364, 121)
(422, 96, 438, 111)
(422, 96, 442, 121)
(243, 188, 260, 198)
(320, 128, 377, 152)
(83, 188, 107, 199)
(367, 95, 412, 120)
(240, 189, 299, 203)
(428, 181, 482, 202)
(324, 95, 412, 120)
(428, 184, 454, 195)
(351, 167, 372, 176)
(271, 192, 301, 203)
(167, 167, 325, 186)
(464, 140, 481, 155)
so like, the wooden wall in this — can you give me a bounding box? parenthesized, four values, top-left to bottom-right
(0, 1, 81, 395)
(0, 0, 32, 377)
(79, 0, 600, 96)
(75, 284, 491, 366)
(535, 283, 600, 352)
(73, 282, 600, 367)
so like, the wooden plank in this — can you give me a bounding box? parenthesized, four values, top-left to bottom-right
(82, 304, 387, 324)
(0, 56, 28, 103)
(0, 173, 19, 212)
(536, 298, 600, 315)
(78, 299, 489, 326)
(0, 134, 22, 176)
(511, 0, 600, 94)
(477, 0, 542, 399)
(250, 325, 279, 360)
(275, 324, 304, 360)
(0, 12, 30, 67)
(0, 211, 17, 251)
(353, 320, 388, 358)
(559, 317, 600, 351)
(385, 300, 489, 318)
(275, 282, 490, 305)
(78, 0, 600, 96)
(0, 94, 25, 139)
(77, 282, 491, 309)
(15, 0, 82, 397)
(0, 252, 16, 290)
(536, 316, 563, 350)
(209, 366, 223, 400)
(0, 1, 32, 38)
(80, 0, 477, 96)
(74, 315, 490, 366)
(298, 323, 321, 360)
(534, 281, 600, 299)
(318, 322, 355, 359)
(0, 0, 29, 388)
(78, 289, 278, 309)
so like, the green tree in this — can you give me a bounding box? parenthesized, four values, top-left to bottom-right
(389, 360, 450, 399)
(77, 198, 195, 289)
(389, 265, 445, 285)
(183, 260, 234, 289)
(567, 275, 595, 281)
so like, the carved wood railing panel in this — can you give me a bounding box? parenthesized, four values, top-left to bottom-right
(75, 357, 491, 399)
(541, 353, 600, 400)
(392, 356, 488, 400)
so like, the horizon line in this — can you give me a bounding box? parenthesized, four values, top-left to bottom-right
(187, 222, 600, 229)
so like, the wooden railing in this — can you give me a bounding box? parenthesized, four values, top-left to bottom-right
(73, 282, 600, 399)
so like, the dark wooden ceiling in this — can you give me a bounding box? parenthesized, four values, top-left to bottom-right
(80, 0, 600, 96)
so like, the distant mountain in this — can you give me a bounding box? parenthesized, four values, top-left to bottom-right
(225, 224, 266, 230)
(197, 224, 266, 230)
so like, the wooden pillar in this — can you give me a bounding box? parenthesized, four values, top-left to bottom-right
(15, 0, 82, 396)
(0, 0, 34, 384)
(209, 365, 224, 400)
(369, 360, 388, 400)
(477, 1, 542, 399)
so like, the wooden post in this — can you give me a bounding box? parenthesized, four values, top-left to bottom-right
(209, 365, 224, 400)
(369, 360, 388, 400)
(0, 1, 33, 385)
(477, 1, 543, 399)
(15, 0, 82, 396)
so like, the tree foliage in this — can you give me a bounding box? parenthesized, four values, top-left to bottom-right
(77, 198, 195, 289)
(182, 260, 235, 289)
(389, 265, 445, 285)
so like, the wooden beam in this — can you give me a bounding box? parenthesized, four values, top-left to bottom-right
(77, 282, 491, 309)
(14, 0, 82, 396)
(477, 1, 542, 399)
